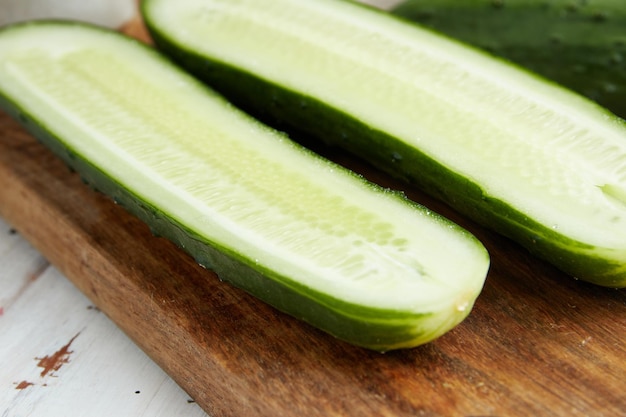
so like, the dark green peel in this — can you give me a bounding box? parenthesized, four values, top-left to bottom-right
(392, 0, 626, 118)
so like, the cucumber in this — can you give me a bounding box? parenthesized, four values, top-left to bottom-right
(0, 21, 490, 351)
(392, 0, 626, 119)
(142, 0, 626, 287)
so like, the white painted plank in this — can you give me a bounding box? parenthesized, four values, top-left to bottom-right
(0, 217, 208, 417)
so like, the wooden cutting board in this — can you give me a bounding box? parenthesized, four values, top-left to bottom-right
(1, 14, 625, 417)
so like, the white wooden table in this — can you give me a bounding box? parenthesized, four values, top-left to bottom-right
(0, 216, 208, 417)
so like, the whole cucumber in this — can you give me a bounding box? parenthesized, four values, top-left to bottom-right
(392, 0, 626, 118)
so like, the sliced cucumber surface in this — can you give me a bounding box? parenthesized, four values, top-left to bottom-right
(0, 22, 489, 351)
(142, 0, 626, 287)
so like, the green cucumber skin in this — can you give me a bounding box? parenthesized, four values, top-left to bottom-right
(0, 22, 483, 351)
(144, 7, 626, 288)
(392, 0, 626, 119)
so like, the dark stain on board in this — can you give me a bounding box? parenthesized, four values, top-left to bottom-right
(35, 332, 80, 378)
(14, 380, 34, 390)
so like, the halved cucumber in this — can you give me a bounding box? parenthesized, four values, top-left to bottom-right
(142, 0, 626, 287)
(392, 0, 626, 119)
(0, 22, 489, 351)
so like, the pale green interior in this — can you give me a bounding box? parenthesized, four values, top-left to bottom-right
(0, 24, 488, 313)
(150, 0, 626, 248)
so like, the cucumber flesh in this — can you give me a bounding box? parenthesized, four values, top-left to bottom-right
(142, 0, 626, 287)
(0, 22, 489, 351)
(392, 0, 626, 119)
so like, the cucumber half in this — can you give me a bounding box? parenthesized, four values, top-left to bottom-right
(142, 0, 626, 287)
(0, 22, 489, 351)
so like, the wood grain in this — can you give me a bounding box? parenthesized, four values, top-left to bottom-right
(1, 16, 625, 417)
